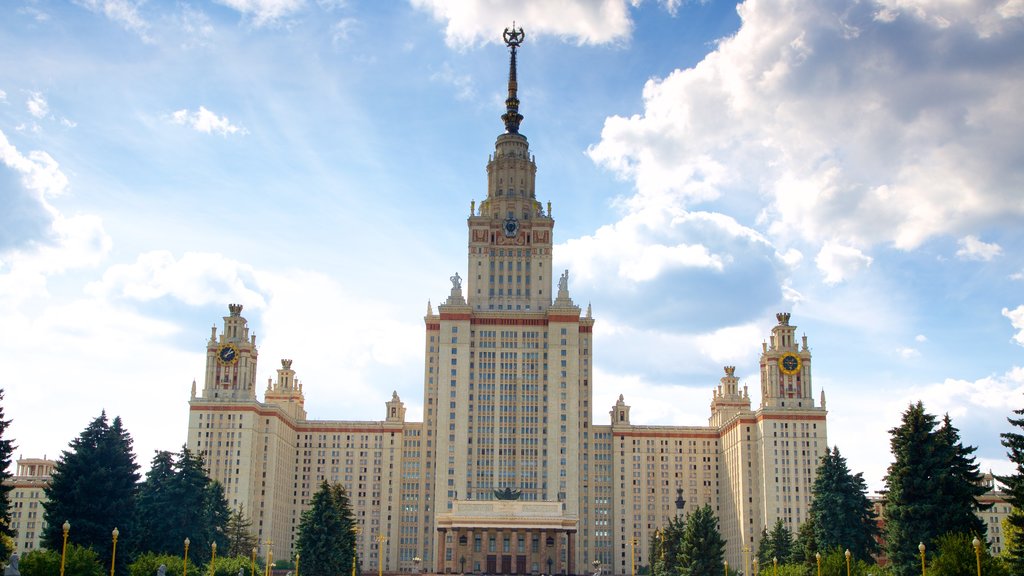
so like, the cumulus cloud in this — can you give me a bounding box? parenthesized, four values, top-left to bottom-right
(815, 241, 872, 285)
(171, 106, 247, 136)
(585, 0, 1024, 264)
(431, 63, 476, 101)
(410, 0, 634, 47)
(1004, 304, 1024, 346)
(214, 0, 305, 27)
(27, 92, 48, 119)
(956, 235, 1002, 261)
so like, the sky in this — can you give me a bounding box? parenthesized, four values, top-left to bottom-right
(1, 0, 1023, 494)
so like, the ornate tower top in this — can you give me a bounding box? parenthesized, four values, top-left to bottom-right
(501, 23, 525, 134)
(776, 312, 791, 326)
(229, 303, 243, 317)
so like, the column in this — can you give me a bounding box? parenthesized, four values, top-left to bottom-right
(437, 528, 447, 574)
(567, 531, 575, 576)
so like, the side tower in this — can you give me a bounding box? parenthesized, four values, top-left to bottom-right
(202, 303, 259, 401)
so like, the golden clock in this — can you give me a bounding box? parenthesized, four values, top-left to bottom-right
(778, 353, 801, 375)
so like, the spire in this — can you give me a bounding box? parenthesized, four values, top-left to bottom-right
(501, 24, 525, 134)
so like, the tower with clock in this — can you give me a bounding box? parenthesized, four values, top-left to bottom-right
(759, 312, 814, 409)
(201, 303, 259, 401)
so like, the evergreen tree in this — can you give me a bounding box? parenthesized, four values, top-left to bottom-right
(884, 403, 987, 576)
(295, 481, 356, 576)
(132, 447, 230, 563)
(678, 505, 725, 576)
(0, 390, 17, 552)
(757, 519, 793, 567)
(808, 447, 879, 560)
(792, 515, 819, 567)
(651, 516, 685, 576)
(225, 504, 258, 558)
(995, 406, 1024, 573)
(42, 413, 140, 573)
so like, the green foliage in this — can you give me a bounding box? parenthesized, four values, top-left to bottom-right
(224, 505, 258, 559)
(20, 544, 105, 576)
(128, 552, 197, 576)
(792, 516, 818, 567)
(678, 504, 726, 576)
(808, 447, 879, 561)
(927, 532, 1007, 576)
(42, 412, 140, 575)
(209, 554, 259, 576)
(295, 481, 357, 576)
(0, 390, 16, 544)
(996, 406, 1024, 573)
(758, 519, 793, 566)
(133, 447, 231, 564)
(806, 548, 871, 576)
(883, 403, 988, 576)
(651, 516, 685, 576)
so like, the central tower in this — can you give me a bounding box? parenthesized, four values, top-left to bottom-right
(466, 26, 554, 312)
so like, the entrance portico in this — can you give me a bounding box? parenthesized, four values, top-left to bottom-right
(435, 500, 578, 575)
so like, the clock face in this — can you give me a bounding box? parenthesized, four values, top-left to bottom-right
(503, 216, 520, 237)
(778, 353, 801, 375)
(218, 344, 239, 365)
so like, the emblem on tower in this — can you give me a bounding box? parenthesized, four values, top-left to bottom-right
(501, 23, 525, 134)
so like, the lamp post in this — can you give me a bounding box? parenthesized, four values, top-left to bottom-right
(295, 554, 300, 576)
(110, 528, 120, 576)
(753, 559, 758, 576)
(815, 553, 821, 576)
(251, 547, 257, 576)
(60, 521, 71, 576)
(972, 537, 981, 576)
(266, 541, 274, 576)
(742, 546, 750, 576)
(844, 550, 851, 576)
(377, 534, 387, 576)
(772, 557, 777, 576)
(210, 542, 218, 576)
(725, 560, 729, 576)
(918, 543, 926, 576)
(184, 538, 191, 576)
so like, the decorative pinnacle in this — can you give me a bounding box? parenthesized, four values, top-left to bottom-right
(776, 312, 791, 326)
(228, 303, 243, 316)
(501, 23, 525, 134)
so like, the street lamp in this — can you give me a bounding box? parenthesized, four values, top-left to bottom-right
(210, 542, 218, 576)
(753, 558, 758, 576)
(377, 534, 387, 576)
(60, 521, 71, 576)
(725, 560, 729, 576)
(110, 528, 120, 576)
(815, 553, 821, 576)
(251, 547, 257, 576)
(295, 554, 300, 576)
(184, 538, 191, 576)
(844, 549, 851, 576)
(742, 546, 750, 576)
(266, 540, 274, 576)
(972, 537, 981, 576)
(918, 543, 926, 576)
(772, 557, 777, 576)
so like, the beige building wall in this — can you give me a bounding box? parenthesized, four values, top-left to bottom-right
(6, 458, 55, 554)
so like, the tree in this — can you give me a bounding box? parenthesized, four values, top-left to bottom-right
(224, 505, 258, 558)
(19, 544, 105, 576)
(678, 504, 725, 576)
(996, 406, 1024, 573)
(757, 519, 793, 567)
(883, 403, 986, 576)
(0, 390, 17, 556)
(651, 516, 685, 576)
(42, 413, 140, 574)
(295, 481, 356, 576)
(132, 448, 231, 563)
(792, 516, 819, 567)
(128, 552, 196, 576)
(808, 447, 879, 560)
(927, 532, 1008, 576)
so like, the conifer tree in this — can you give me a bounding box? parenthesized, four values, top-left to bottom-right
(883, 402, 987, 576)
(792, 515, 818, 567)
(0, 390, 16, 557)
(996, 406, 1024, 573)
(296, 481, 356, 576)
(225, 504, 258, 558)
(808, 447, 879, 560)
(42, 413, 140, 573)
(678, 505, 725, 576)
(757, 519, 792, 567)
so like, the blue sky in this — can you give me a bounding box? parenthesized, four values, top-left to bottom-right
(1, 0, 1022, 493)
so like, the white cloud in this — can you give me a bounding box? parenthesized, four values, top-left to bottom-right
(27, 92, 48, 119)
(431, 63, 476, 101)
(1003, 304, 1024, 346)
(896, 347, 920, 359)
(410, 0, 634, 47)
(915, 334, 927, 342)
(214, 0, 305, 27)
(0, 89, 7, 102)
(74, 0, 151, 40)
(585, 0, 1024, 266)
(332, 18, 358, 44)
(815, 241, 872, 285)
(171, 106, 247, 136)
(695, 323, 764, 364)
(956, 234, 1002, 261)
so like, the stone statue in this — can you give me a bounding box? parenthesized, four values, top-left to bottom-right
(238, 569, 245, 576)
(157, 565, 166, 576)
(558, 269, 569, 292)
(4, 553, 19, 576)
(450, 272, 462, 290)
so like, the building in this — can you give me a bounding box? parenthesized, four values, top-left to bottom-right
(5, 457, 56, 554)
(186, 29, 829, 575)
